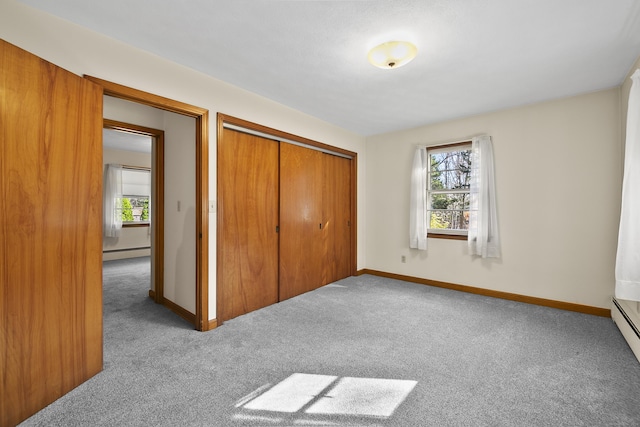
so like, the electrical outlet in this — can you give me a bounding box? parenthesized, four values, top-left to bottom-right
(401, 255, 406, 263)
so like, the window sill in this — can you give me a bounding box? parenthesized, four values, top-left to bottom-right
(123, 223, 150, 228)
(427, 232, 467, 241)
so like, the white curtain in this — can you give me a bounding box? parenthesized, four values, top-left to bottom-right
(409, 146, 428, 250)
(468, 135, 501, 258)
(615, 69, 640, 302)
(103, 164, 123, 238)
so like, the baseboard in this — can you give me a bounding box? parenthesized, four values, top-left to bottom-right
(357, 269, 610, 317)
(103, 248, 151, 261)
(147, 290, 196, 325)
(612, 298, 640, 363)
(204, 318, 218, 331)
(148, 291, 216, 331)
(162, 298, 196, 325)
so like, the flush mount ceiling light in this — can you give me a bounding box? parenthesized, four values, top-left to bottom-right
(367, 41, 417, 69)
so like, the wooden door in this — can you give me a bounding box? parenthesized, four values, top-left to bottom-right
(218, 129, 279, 322)
(0, 40, 104, 426)
(279, 143, 325, 300)
(323, 154, 352, 283)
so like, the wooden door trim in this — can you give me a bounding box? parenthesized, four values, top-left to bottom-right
(103, 119, 165, 304)
(87, 76, 210, 331)
(219, 113, 357, 158)
(217, 113, 358, 325)
(216, 117, 227, 324)
(350, 153, 358, 276)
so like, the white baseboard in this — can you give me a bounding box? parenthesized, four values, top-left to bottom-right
(103, 248, 151, 261)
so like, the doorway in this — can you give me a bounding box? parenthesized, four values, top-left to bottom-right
(88, 76, 211, 331)
(102, 120, 164, 303)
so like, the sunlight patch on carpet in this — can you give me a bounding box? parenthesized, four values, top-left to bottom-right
(243, 373, 338, 413)
(235, 373, 417, 422)
(306, 376, 417, 417)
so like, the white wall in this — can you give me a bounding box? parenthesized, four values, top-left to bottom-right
(366, 89, 621, 309)
(0, 0, 367, 321)
(163, 113, 196, 313)
(103, 147, 152, 261)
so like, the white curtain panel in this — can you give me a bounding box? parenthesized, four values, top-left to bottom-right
(615, 69, 640, 302)
(103, 163, 123, 238)
(409, 146, 428, 250)
(468, 135, 501, 258)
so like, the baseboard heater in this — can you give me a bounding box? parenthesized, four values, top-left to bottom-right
(103, 246, 151, 253)
(612, 297, 640, 363)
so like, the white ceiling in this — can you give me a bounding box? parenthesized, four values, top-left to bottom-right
(19, 0, 640, 136)
(103, 128, 151, 153)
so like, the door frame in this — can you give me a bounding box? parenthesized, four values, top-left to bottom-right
(103, 119, 165, 304)
(216, 113, 357, 325)
(87, 76, 211, 331)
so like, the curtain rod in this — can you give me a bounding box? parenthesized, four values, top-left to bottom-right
(416, 135, 488, 149)
(416, 139, 472, 149)
(223, 123, 353, 160)
(122, 164, 150, 171)
(106, 163, 150, 171)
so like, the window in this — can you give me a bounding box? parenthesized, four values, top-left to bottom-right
(427, 142, 471, 238)
(121, 167, 151, 226)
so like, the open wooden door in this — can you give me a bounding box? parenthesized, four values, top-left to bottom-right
(0, 40, 104, 426)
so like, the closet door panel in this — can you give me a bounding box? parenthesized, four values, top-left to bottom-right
(219, 129, 279, 321)
(323, 154, 352, 283)
(280, 143, 324, 300)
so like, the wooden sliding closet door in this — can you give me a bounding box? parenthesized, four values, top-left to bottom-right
(279, 143, 325, 300)
(323, 153, 352, 283)
(218, 129, 279, 322)
(1, 40, 103, 426)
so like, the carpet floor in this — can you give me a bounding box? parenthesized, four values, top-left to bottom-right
(20, 257, 640, 426)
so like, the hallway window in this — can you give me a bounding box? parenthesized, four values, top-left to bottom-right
(122, 167, 151, 225)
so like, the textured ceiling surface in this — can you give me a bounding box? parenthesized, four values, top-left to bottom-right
(19, 0, 640, 136)
(103, 128, 151, 153)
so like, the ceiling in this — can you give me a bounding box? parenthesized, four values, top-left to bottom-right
(103, 128, 152, 153)
(19, 0, 640, 136)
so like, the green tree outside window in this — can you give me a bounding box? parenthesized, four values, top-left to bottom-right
(121, 198, 134, 222)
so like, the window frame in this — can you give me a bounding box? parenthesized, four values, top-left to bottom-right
(120, 165, 151, 228)
(426, 141, 472, 240)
